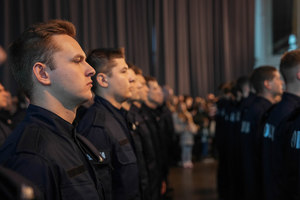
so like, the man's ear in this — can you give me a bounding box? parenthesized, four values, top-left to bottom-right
(32, 62, 51, 85)
(96, 73, 109, 88)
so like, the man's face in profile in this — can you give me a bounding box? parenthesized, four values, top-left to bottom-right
(47, 34, 95, 106)
(106, 58, 132, 103)
(136, 75, 149, 103)
(127, 69, 140, 101)
(268, 71, 284, 97)
(148, 80, 164, 105)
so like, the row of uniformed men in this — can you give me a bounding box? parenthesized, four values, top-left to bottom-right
(215, 49, 300, 200)
(0, 19, 173, 200)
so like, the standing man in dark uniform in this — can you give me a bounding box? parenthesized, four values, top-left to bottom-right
(215, 82, 234, 200)
(262, 50, 300, 200)
(153, 84, 175, 198)
(232, 83, 256, 200)
(77, 48, 141, 200)
(240, 66, 283, 200)
(280, 107, 300, 200)
(140, 76, 168, 197)
(225, 76, 250, 200)
(122, 65, 151, 200)
(128, 68, 161, 200)
(0, 20, 105, 199)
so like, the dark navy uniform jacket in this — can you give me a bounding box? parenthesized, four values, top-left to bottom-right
(220, 93, 256, 200)
(232, 93, 257, 200)
(148, 105, 170, 182)
(139, 104, 166, 199)
(223, 99, 244, 200)
(140, 104, 164, 179)
(262, 92, 300, 200)
(0, 110, 13, 146)
(125, 105, 151, 200)
(129, 104, 160, 200)
(215, 97, 235, 158)
(0, 117, 12, 147)
(277, 107, 300, 200)
(240, 96, 272, 200)
(77, 95, 140, 200)
(215, 97, 232, 200)
(0, 104, 104, 200)
(155, 104, 174, 175)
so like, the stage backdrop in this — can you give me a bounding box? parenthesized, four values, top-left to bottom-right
(0, 0, 254, 97)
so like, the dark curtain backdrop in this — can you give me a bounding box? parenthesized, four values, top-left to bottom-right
(0, 0, 254, 97)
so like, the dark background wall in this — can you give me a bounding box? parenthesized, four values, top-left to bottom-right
(0, 0, 255, 97)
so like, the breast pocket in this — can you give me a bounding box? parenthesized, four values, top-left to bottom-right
(61, 181, 100, 200)
(116, 146, 137, 165)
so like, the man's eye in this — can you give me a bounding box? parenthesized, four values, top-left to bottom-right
(73, 57, 84, 63)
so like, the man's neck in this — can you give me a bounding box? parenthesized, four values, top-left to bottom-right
(31, 93, 77, 124)
(145, 100, 157, 109)
(286, 84, 300, 97)
(99, 93, 123, 109)
(257, 92, 276, 104)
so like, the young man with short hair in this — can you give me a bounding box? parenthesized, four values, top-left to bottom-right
(263, 50, 300, 200)
(0, 20, 105, 199)
(239, 66, 283, 200)
(121, 65, 151, 200)
(77, 48, 140, 200)
(140, 76, 169, 197)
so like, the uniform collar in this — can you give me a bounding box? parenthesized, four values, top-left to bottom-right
(255, 95, 273, 105)
(94, 95, 126, 118)
(25, 104, 75, 139)
(130, 104, 139, 113)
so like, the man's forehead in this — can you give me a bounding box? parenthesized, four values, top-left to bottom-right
(273, 70, 281, 78)
(148, 80, 158, 87)
(52, 34, 85, 55)
(113, 57, 127, 65)
(136, 74, 144, 80)
(128, 68, 135, 74)
(128, 69, 136, 80)
(134, 74, 143, 82)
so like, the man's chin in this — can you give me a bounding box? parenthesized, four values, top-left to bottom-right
(79, 94, 93, 104)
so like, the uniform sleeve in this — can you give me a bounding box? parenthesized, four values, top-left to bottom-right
(4, 154, 59, 200)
